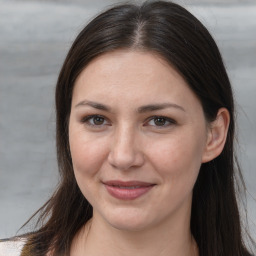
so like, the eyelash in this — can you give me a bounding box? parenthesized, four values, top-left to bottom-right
(81, 115, 176, 128)
(81, 115, 109, 128)
(145, 116, 177, 128)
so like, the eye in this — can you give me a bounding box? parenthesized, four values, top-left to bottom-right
(146, 116, 176, 127)
(81, 115, 109, 127)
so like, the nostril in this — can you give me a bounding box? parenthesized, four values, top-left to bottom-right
(108, 150, 135, 170)
(107, 148, 145, 170)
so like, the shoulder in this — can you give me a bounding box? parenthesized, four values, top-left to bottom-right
(0, 238, 26, 256)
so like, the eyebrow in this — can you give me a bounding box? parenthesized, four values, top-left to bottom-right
(75, 100, 185, 113)
(75, 100, 111, 111)
(137, 103, 185, 113)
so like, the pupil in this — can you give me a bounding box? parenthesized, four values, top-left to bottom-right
(154, 117, 166, 126)
(94, 116, 104, 125)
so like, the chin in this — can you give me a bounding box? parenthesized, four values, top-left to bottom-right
(108, 219, 150, 232)
(102, 208, 155, 232)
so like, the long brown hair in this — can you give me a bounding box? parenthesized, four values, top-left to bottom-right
(22, 1, 255, 255)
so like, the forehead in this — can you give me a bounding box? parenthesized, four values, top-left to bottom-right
(72, 49, 202, 113)
(75, 50, 183, 86)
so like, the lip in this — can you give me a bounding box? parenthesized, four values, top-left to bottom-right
(103, 180, 155, 200)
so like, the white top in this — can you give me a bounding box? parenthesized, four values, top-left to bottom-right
(0, 238, 26, 256)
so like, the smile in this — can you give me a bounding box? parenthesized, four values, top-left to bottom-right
(114, 186, 141, 189)
(103, 180, 155, 200)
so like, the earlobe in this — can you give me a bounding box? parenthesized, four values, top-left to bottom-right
(202, 108, 230, 163)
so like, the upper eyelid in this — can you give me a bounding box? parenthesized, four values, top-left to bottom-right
(145, 115, 176, 123)
(82, 114, 106, 120)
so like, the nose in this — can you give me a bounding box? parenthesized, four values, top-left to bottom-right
(107, 126, 145, 171)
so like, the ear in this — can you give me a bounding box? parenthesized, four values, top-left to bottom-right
(202, 108, 230, 163)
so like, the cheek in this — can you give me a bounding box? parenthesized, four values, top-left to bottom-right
(69, 130, 110, 203)
(69, 129, 109, 178)
(147, 131, 205, 184)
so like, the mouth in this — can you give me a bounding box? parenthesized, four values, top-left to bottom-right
(103, 180, 156, 200)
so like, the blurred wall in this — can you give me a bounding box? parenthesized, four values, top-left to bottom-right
(0, 0, 255, 238)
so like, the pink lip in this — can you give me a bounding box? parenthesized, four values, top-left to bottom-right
(103, 180, 155, 200)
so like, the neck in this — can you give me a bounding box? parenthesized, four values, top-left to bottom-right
(71, 205, 198, 256)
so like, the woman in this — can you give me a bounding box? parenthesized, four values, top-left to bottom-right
(0, 1, 255, 255)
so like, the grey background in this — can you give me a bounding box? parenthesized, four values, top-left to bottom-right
(0, 0, 255, 240)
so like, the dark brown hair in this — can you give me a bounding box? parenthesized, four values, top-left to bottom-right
(22, 1, 255, 255)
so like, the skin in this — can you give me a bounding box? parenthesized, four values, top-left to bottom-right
(68, 50, 230, 256)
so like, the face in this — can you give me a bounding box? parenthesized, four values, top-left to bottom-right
(69, 50, 210, 232)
